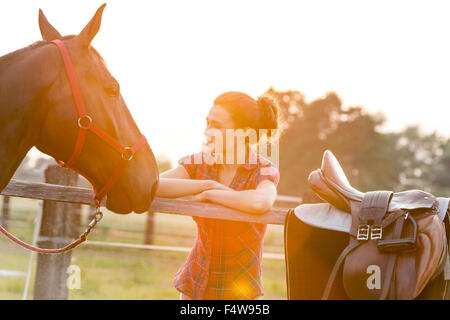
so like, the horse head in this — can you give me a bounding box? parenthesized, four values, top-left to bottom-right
(33, 4, 159, 214)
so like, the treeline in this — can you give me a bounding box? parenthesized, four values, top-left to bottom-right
(265, 87, 450, 200)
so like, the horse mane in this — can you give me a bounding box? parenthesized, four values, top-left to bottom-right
(0, 41, 46, 66)
(0, 35, 77, 67)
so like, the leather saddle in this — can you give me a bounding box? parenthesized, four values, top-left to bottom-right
(304, 150, 449, 300)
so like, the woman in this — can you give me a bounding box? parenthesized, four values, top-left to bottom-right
(156, 91, 280, 300)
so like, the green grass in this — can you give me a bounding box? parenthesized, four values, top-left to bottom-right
(0, 196, 287, 300)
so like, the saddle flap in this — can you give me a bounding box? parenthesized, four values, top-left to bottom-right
(388, 190, 436, 212)
(294, 203, 351, 234)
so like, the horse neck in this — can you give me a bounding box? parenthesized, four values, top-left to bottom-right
(0, 43, 60, 191)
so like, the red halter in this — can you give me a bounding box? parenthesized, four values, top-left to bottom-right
(50, 39, 148, 207)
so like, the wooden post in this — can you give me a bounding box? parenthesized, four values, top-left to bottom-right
(144, 211, 155, 245)
(1, 196, 10, 230)
(33, 165, 81, 300)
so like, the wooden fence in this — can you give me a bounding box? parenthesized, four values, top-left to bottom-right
(1, 180, 290, 225)
(0, 165, 299, 300)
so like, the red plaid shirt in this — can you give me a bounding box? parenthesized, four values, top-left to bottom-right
(173, 151, 280, 300)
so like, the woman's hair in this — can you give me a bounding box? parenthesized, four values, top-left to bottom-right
(213, 91, 279, 142)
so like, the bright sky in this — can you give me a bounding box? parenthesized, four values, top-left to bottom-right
(2, 0, 449, 165)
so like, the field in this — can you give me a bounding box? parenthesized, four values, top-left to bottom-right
(0, 196, 287, 300)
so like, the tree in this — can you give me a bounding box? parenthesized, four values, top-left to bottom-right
(393, 126, 447, 194)
(265, 87, 402, 200)
(428, 139, 450, 196)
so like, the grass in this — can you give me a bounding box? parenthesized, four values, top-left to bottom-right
(0, 196, 287, 300)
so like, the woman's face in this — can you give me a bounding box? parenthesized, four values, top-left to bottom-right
(204, 104, 249, 164)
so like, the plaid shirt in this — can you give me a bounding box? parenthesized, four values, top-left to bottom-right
(173, 151, 280, 300)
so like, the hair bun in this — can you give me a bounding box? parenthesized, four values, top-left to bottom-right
(257, 96, 278, 129)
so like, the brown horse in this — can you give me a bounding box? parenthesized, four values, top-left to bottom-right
(0, 4, 159, 214)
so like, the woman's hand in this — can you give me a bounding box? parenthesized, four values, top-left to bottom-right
(188, 181, 278, 214)
(166, 180, 229, 201)
(185, 182, 231, 202)
(156, 177, 230, 198)
(180, 180, 277, 214)
(190, 190, 211, 202)
(206, 180, 232, 192)
(177, 190, 211, 202)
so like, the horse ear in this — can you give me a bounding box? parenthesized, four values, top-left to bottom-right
(76, 3, 106, 49)
(38, 9, 62, 41)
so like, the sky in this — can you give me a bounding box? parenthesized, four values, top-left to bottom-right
(1, 0, 449, 166)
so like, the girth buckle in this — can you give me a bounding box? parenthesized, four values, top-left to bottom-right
(357, 225, 370, 241)
(370, 225, 383, 240)
(357, 225, 383, 241)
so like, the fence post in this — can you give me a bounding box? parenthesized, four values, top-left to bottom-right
(1, 196, 10, 230)
(33, 165, 81, 300)
(144, 211, 155, 245)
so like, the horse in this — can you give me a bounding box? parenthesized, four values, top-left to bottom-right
(0, 4, 159, 215)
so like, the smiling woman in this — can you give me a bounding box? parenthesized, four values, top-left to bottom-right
(155, 91, 281, 300)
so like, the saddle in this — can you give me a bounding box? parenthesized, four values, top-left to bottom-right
(303, 150, 449, 300)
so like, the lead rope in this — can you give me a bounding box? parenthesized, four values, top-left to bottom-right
(0, 205, 103, 254)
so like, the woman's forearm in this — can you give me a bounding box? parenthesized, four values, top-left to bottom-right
(203, 189, 274, 214)
(156, 178, 216, 198)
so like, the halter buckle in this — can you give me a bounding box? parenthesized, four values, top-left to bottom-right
(78, 115, 92, 129)
(121, 147, 134, 161)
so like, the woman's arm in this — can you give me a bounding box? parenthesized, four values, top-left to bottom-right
(156, 178, 231, 198)
(190, 180, 278, 214)
(156, 165, 231, 198)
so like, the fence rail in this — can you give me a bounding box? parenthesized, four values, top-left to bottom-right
(0, 172, 299, 300)
(2, 179, 290, 225)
